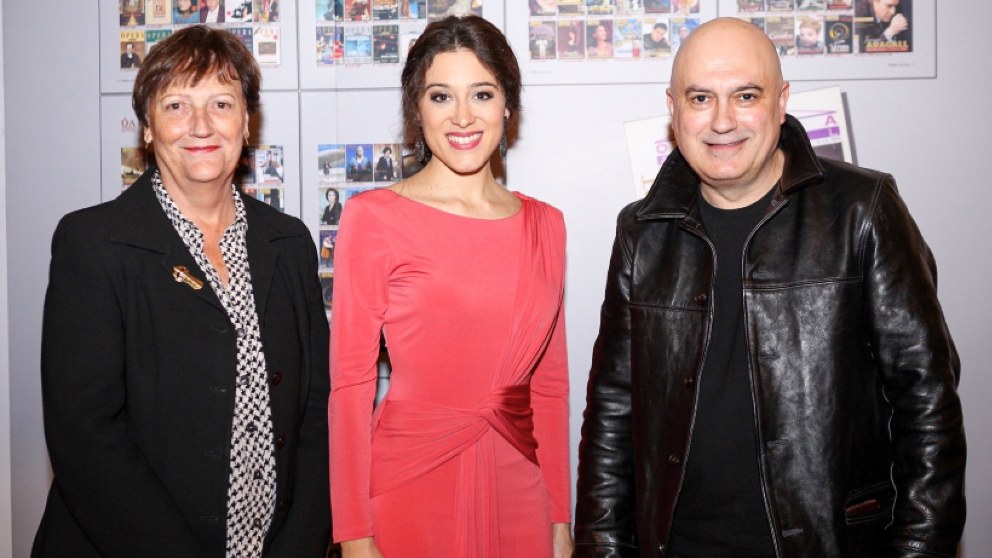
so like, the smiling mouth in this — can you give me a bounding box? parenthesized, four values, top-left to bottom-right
(706, 137, 747, 148)
(185, 146, 220, 153)
(447, 133, 482, 144)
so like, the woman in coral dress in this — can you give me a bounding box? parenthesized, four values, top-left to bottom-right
(330, 15, 573, 558)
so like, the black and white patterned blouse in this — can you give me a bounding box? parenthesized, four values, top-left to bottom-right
(154, 171, 276, 557)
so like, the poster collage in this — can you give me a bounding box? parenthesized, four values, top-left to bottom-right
(313, 141, 424, 317)
(527, 0, 707, 61)
(733, 0, 913, 55)
(314, 0, 482, 66)
(118, 0, 284, 71)
(525, 0, 913, 61)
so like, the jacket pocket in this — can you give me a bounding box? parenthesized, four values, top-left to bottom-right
(843, 480, 895, 525)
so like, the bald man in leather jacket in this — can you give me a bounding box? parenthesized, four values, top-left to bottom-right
(574, 18, 964, 558)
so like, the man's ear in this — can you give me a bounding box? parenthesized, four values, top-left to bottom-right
(778, 81, 790, 124)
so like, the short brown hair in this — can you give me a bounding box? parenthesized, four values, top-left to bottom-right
(132, 25, 260, 128)
(400, 15, 521, 144)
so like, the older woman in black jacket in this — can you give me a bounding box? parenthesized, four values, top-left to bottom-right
(32, 26, 329, 558)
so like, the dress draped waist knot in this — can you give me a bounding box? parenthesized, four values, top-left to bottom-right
(369, 383, 538, 498)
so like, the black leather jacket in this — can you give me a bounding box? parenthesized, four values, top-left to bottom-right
(574, 115, 965, 558)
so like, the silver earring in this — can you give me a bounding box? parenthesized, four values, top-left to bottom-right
(414, 136, 431, 162)
(499, 118, 508, 158)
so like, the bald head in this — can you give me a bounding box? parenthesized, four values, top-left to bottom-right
(671, 17, 783, 91)
(665, 17, 790, 208)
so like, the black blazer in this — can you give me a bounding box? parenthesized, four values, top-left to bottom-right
(32, 169, 330, 558)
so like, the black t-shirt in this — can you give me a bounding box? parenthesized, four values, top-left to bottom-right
(668, 187, 777, 558)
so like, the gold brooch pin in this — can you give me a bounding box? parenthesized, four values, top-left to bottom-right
(172, 265, 204, 290)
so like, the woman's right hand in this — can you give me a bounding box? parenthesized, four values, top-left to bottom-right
(340, 537, 384, 558)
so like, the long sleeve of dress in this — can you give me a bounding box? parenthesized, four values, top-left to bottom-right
(329, 197, 392, 542)
(531, 300, 572, 523)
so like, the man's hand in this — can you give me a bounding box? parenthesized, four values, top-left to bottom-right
(886, 13, 909, 39)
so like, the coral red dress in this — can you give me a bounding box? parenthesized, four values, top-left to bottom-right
(330, 189, 570, 557)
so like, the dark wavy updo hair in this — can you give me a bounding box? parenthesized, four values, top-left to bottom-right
(132, 25, 261, 128)
(400, 15, 522, 144)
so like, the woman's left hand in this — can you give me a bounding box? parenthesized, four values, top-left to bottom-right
(552, 522, 574, 558)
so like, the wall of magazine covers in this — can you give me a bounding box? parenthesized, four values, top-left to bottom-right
(102, 0, 935, 320)
(510, 0, 935, 84)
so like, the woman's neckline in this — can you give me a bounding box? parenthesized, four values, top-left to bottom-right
(379, 188, 525, 222)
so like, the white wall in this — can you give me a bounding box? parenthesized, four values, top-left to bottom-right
(0, 1, 11, 556)
(4, 2, 990, 556)
(4, 1, 101, 555)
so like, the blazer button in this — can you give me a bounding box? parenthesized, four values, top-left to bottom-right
(683, 375, 695, 388)
(271, 372, 282, 386)
(667, 454, 682, 465)
(276, 434, 287, 449)
(277, 499, 289, 511)
(693, 293, 708, 305)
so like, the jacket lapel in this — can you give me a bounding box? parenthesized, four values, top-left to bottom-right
(242, 196, 280, 322)
(108, 168, 306, 319)
(106, 169, 226, 314)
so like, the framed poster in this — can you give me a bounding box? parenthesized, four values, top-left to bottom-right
(719, 0, 935, 79)
(102, 0, 300, 93)
(509, 0, 933, 85)
(299, 0, 506, 90)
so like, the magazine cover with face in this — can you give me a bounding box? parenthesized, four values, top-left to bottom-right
(855, 0, 912, 53)
(557, 19, 586, 58)
(586, 18, 614, 58)
(765, 15, 797, 55)
(119, 30, 146, 70)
